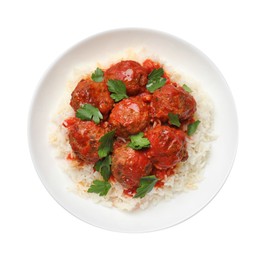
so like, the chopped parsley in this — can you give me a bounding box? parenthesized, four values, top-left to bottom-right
(91, 68, 104, 82)
(134, 175, 158, 198)
(182, 84, 192, 93)
(187, 120, 201, 136)
(98, 130, 116, 158)
(128, 132, 150, 150)
(146, 68, 167, 93)
(87, 180, 111, 196)
(76, 104, 103, 124)
(107, 79, 128, 102)
(95, 156, 112, 181)
(168, 113, 181, 127)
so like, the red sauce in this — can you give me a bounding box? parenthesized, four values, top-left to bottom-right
(64, 58, 197, 194)
(155, 180, 164, 188)
(62, 117, 79, 128)
(109, 175, 116, 183)
(143, 59, 161, 74)
(143, 59, 172, 85)
(153, 167, 177, 188)
(123, 188, 136, 197)
(66, 153, 74, 160)
(153, 168, 174, 180)
(66, 153, 85, 166)
(139, 91, 152, 103)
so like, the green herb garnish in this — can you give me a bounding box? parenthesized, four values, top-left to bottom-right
(134, 175, 158, 198)
(95, 156, 111, 181)
(146, 68, 167, 93)
(187, 120, 201, 136)
(107, 79, 128, 102)
(128, 132, 150, 150)
(168, 113, 181, 127)
(98, 130, 116, 158)
(87, 180, 111, 196)
(76, 104, 103, 124)
(91, 68, 104, 82)
(148, 68, 165, 80)
(182, 84, 192, 93)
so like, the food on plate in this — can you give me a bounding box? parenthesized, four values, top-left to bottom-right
(50, 54, 214, 211)
(70, 79, 114, 118)
(145, 125, 188, 170)
(111, 143, 152, 190)
(67, 119, 109, 164)
(105, 60, 148, 95)
(150, 84, 196, 122)
(109, 96, 150, 137)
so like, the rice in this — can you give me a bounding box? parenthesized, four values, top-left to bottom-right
(49, 48, 215, 211)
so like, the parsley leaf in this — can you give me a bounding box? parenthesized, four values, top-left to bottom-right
(76, 104, 103, 124)
(168, 113, 181, 127)
(91, 68, 104, 82)
(128, 132, 150, 150)
(87, 180, 111, 196)
(187, 120, 201, 136)
(98, 130, 115, 158)
(146, 68, 166, 93)
(134, 175, 158, 198)
(182, 84, 192, 93)
(148, 68, 164, 80)
(95, 156, 111, 181)
(146, 78, 166, 93)
(107, 80, 128, 102)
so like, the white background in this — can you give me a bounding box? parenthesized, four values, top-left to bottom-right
(1, 0, 266, 259)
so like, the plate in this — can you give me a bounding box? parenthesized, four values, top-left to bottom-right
(28, 28, 238, 232)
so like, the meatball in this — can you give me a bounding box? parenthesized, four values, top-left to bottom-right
(70, 78, 114, 118)
(150, 84, 196, 122)
(109, 96, 150, 138)
(145, 125, 188, 169)
(105, 60, 148, 96)
(68, 119, 107, 164)
(111, 144, 152, 189)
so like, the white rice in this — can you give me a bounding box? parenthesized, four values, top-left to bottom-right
(49, 48, 215, 211)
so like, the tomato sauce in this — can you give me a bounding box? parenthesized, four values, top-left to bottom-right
(64, 59, 198, 196)
(62, 117, 80, 128)
(123, 188, 137, 197)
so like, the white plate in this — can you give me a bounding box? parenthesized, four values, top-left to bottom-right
(28, 28, 238, 232)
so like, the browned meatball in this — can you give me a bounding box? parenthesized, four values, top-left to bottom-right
(105, 60, 148, 96)
(68, 119, 107, 164)
(111, 144, 152, 189)
(150, 84, 196, 122)
(109, 96, 150, 138)
(70, 78, 114, 118)
(145, 125, 188, 169)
